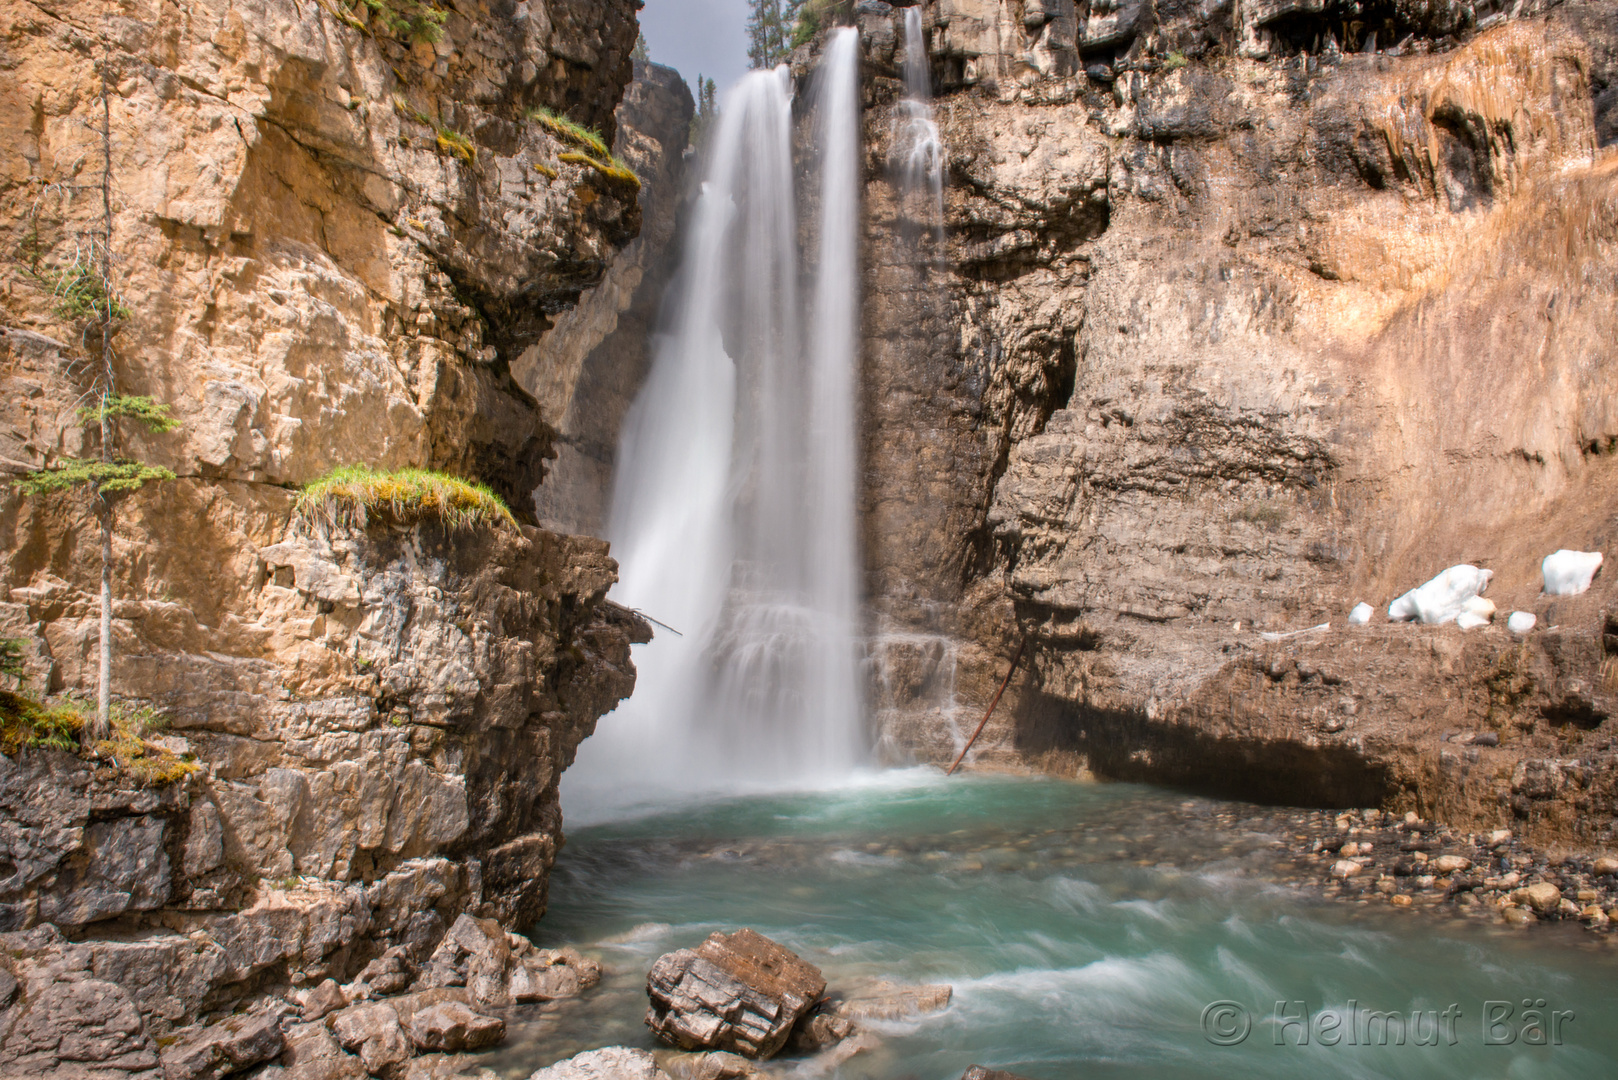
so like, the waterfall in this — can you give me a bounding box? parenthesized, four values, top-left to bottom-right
(896, 6, 944, 242)
(562, 30, 865, 818)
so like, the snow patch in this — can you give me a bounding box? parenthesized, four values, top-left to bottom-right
(1541, 550, 1603, 596)
(1456, 595, 1496, 630)
(1347, 602, 1373, 625)
(1507, 611, 1537, 635)
(1387, 565, 1493, 625)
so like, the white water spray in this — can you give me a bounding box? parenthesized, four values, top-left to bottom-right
(896, 7, 944, 240)
(563, 31, 865, 818)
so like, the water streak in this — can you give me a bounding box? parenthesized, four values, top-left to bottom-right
(896, 6, 944, 242)
(564, 33, 865, 819)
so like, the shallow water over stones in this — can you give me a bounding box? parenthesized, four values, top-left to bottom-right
(486, 772, 1617, 1079)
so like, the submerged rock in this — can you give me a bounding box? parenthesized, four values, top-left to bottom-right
(833, 981, 954, 1021)
(529, 1047, 671, 1080)
(786, 1011, 858, 1053)
(962, 1068, 1039, 1080)
(663, 1051, 766, 1080)
(645, 929, 826, 1059)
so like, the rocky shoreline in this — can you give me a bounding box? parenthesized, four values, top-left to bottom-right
(1289, 806, 1618, 932)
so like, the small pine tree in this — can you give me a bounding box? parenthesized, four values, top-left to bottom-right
(14, 68, 181, 746)
(633, 30, 650, 62)
(16, 399, 180, 745)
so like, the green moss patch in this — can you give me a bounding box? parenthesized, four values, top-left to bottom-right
(1, 691, 199, 785)
(295, 465, 517, 530)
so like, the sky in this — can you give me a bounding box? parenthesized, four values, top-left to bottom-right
(639, 0, 753, 97)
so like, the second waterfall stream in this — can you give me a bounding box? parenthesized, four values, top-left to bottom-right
(563, 30, 865, 819)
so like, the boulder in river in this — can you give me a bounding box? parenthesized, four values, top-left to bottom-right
(962, 1068, 1038, 1080)
(645, 929, 826, 1059)
(529, 1046, 671, 1079)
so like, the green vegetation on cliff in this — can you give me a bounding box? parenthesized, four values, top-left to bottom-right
(527, 107, 641, 189)
(0, 689, 198, 784)
(296, 465, 518, 530)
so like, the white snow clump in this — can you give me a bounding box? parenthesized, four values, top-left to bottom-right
(1541, 550, 1603, 596)
(1348, 602, 1373, 625)
(1387, 564, 1493, 625)
(1455, 595, 1496, 630)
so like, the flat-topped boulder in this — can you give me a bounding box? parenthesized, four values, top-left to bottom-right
(645, 929, 826, 1059)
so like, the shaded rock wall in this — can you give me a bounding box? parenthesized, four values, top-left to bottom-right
(0, 0, 657, 1039)
(527, 62, 696, 538)
(855, 1, 1618, 848)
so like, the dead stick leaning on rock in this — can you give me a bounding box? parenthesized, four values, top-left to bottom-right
(947, 630, 1028, 776)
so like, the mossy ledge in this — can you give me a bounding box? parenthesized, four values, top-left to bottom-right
(0, 690, 199, 785)
(294, 465, 518, 530)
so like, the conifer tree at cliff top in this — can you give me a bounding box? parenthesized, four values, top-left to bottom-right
(746, 0, 804, 69)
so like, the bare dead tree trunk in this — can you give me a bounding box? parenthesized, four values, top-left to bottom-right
(92, 495, 112, 743)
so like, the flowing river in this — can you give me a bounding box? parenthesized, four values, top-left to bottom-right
(487, 771, 1618, 1079)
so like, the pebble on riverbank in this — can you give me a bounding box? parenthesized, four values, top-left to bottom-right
(1293, 808, 1618, 932)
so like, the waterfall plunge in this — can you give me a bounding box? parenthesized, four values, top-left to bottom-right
(562, 31, 865, 819)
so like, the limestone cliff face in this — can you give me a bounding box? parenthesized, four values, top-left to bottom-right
(0, 0, 661, 1036)
(855, 0, 1618, 848)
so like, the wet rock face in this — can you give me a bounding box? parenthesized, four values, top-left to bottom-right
(645, 930, 827, 1060)
(859, 0, 1618, 845)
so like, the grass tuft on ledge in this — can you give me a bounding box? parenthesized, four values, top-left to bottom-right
(0, 690, 199, 785)
(526, 106, 611, 157)
(295, 465, 517, 531)
(558, 151, 642, 191)
(0, 690, 85, 754)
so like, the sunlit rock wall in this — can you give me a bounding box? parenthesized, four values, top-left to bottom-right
(0, 0, 651, 1025)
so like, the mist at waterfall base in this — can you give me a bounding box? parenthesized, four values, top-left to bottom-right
(497, 773, 1618, 1078)
(562, 31, 865, 822)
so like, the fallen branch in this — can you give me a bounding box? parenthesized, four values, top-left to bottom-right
(947, 630, 1029, 776)
(606, 600, 683, 637)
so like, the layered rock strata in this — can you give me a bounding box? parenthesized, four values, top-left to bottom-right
(0, 0, 661, 1057)
(853, 1, 1618, 849)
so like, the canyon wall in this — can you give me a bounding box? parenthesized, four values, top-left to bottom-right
(527, 61, 695, 539)
(0, 0, 676, 1049)
(854, 0, 1618, 849)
